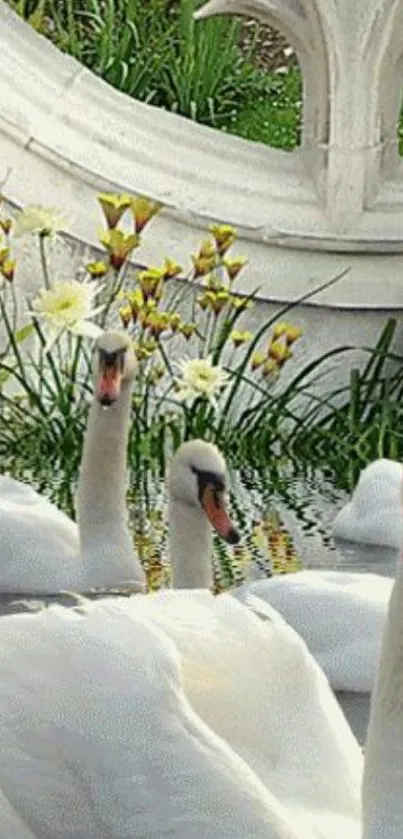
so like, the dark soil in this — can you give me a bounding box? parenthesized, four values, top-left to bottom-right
(238, 19, 295, 72)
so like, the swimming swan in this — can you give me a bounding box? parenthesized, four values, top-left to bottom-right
(169, 440, 393, 694)
(332, 458, 403, 549)
(0, 600, 309, 839)
(0, 439, 363, 838)
(363, 540, 403, 837)
(0, 331, 145, 594)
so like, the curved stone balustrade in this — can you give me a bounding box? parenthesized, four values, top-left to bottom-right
(197, 0, 403, 222)
(0, 0, 403, 312)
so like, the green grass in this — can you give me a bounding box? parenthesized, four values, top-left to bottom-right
(6, 0, 403, 153)
(6, 0, 302, 147)
(225, 66, 301, 149)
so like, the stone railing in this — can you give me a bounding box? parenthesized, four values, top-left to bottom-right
(0, 0, 403, 314)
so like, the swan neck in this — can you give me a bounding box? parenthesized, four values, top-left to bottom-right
(363, 561, 403, 839)
(76, 382, 145, 589)
(168, 498, 213, 590)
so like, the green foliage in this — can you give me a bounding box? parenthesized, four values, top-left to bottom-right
(6, 0, 301, 142)
(0, 194, 304, 487)
(226, 66, 301, 149)
(250, 318, 403, 491)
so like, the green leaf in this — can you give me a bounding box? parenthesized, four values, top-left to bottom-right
(15, 323, 35, 344)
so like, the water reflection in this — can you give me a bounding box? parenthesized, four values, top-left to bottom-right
(3, 459, 398, 598)
(269, 469, 399, 580)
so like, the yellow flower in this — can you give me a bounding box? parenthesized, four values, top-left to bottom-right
(192, 240, 217, 277)
(130, 196, 163, 234)
(138, 300, 157, 327)
(97, 193, 131, 229)
(0, 218, 12, 236)
(285, 325, 303, 345)
(0, 248, 10, 267)
(204, 289, 230, 315)
(230, 294, 253, 311)
(209, 223, 236, 255)
(272, 322, 289, 340)
(163, 258, 182, 280)
(13, 206, 67, 238)
(31, 279, 104, 350)
(197, 293, 209, 311)
(262, 358, 278, 378)
(118, 305, 132, 329)
(144, 310, 171, 338)
(137, 267, 165, 301)
(230, 330, 253, 348)
(268, 340, 292, 366)
(99, 229, 139, 270)
(124, 288, 146, 320)
(223, 256, 247, 281)
(251, 351, 265, 370)
(86, 260, 108, 278)
(180, 322, 196, 340)
(1, 259, 15, 282)
(170, 313, 182, 332)
(134, 337, 158, 361)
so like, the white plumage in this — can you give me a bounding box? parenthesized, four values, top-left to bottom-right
(332, 459, 403, 549)
(0, 599, 313, 839)
(233, 570, 393, 692)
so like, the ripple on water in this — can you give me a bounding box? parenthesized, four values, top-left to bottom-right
(2, 459, 398, 603)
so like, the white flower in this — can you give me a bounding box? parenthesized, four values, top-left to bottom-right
(13, 206, 67, 238)
(175, 356, 229, 408)
(31, 279, 104, 351)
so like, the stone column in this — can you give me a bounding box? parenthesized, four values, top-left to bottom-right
(195, 0, 403, 232)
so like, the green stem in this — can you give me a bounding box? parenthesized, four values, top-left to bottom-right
(39, 235, 51, 290)
(157, 338, 175, 378)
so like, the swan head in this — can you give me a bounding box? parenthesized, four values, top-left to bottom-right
(168, 440, 241, 545)
(93, 331, 136, 407)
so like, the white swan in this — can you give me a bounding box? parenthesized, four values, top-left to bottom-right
(362, 540, 403, 836)
(0, 439, 362, 838)
(0, 600, 308, 839)
(233, 570, 393, 693)
(168, 440, 393, 694)
(122, 439, 362, 839)
(0, 331, 145, 594)
(0, 595, 362, 839)
(332, 458, 403, 549)
(0, 475, 78, 560)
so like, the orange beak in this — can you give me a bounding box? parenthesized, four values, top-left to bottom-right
(201, 484, 240, 544)
(95, 365, 122, 405)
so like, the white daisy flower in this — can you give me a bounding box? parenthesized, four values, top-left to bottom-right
(13, 206, 68, 238)
(31, 279, 104, 351)
(175, 356, 229, 408)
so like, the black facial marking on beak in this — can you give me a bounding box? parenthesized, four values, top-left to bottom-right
(191, 466, 226, 505)
(96, 346, 126, 407)
(98, 348, 125, 370)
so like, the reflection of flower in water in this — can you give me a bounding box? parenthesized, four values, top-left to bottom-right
(261, 511, 302, 575)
